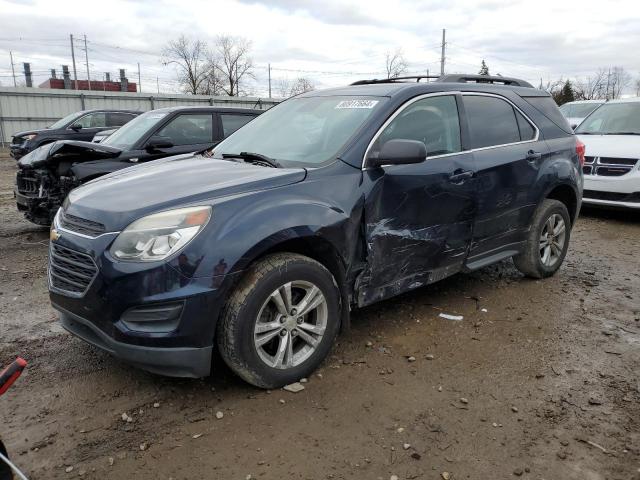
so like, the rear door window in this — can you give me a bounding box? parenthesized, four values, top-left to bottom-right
(220, 114, 255, 137)
(463, 96, 521, 148)
(155, 114, 214, 146)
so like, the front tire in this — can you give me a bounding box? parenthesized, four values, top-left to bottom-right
(514, 199, 571, 279)
(217, 253, 341, 388)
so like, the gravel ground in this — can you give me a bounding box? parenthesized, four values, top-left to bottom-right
(1, 150, 639, 480)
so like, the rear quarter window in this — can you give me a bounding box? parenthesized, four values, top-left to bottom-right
(522, 96, 572, 133)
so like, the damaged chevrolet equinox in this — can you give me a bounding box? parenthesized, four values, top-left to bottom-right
(49, 74, 583, 388)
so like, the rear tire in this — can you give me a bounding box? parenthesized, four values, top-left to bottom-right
(217, 253, 341, 389)
(514, 199, 571, 279)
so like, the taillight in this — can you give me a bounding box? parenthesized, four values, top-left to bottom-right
(576, 138, 586, 166)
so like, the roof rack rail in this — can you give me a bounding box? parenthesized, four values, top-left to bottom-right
(436, 74, 534, 88)
(350, 74, 534, 88)
(351, 75, 441, 86)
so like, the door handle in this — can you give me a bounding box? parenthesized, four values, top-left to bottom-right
(448, 169, 475, 184)
(526, 150, 542, 162)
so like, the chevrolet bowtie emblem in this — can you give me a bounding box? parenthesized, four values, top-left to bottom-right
(50, 229, 61, 241)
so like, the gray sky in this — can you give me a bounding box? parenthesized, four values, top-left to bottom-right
(1, 0, 639, 96)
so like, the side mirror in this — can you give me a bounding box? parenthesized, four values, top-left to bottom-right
(145, 136, 174, 152)
(571, 124, 578, 130)
(368, 139, 427, 168)
(70, 123, 82, 131)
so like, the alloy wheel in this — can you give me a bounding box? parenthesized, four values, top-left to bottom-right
(253, 280, 328, 369)
(539, 213, 566, 267)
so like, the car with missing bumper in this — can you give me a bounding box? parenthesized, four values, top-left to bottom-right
(15, 106, 261, 225)
(575, 97, 640, 209)
(9, 109, 141, 160)
(49, 74, 583, 388)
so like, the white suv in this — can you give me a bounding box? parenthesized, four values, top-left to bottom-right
(576, 97, 640, 209)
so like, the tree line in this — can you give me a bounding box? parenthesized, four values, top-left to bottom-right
(162, 35, 315, 98)
(163, 36, 640, 103)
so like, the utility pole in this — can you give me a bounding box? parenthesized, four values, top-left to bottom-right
(9, 51, 16, 87)
(137, 62, 141, 92)
(268, 63, 272, 98)
(156, 76, 160, 94)
(70, 34, 78, 89)
(440, 28, 446, 76)
(83, 34, 91, 90)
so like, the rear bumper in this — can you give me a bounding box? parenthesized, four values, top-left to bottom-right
(56, 303, 213, 378)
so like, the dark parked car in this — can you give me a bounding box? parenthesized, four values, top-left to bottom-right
(15, 106, 261, 225)
(9, 109, 141, 160)
(48, 75, 583, 388)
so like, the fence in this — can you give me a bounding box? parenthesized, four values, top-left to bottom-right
(0, 87, 281, 144)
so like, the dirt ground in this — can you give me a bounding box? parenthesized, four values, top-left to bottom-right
(1, 149, 639, 480)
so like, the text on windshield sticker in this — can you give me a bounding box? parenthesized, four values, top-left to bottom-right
(335, 100, 379, 109)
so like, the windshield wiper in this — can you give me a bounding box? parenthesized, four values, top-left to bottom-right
(222, 152, 282, 168)
(603, 132, 640, 135)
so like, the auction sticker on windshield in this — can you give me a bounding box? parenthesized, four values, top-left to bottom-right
(335, 100, 379, 109)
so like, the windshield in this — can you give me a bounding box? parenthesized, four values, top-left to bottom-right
(571, 103, 602, 118)
(559, 104, 571, 116)
(102, 111, 168, 150)
(49, 111, 84, 129)
(575, 102, 640, 135)
(213, 96, 386, 167)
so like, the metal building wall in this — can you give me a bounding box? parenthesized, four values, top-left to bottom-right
(0, 87, 281, 144)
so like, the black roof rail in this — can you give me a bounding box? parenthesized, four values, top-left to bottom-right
(437, 74, 534, 88)
(351, 75, 441, 86)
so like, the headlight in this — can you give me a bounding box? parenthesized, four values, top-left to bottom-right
(23, 134, 37, 141)
(110, 206, 211, 262)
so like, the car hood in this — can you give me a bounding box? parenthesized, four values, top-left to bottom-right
(66, 155, 307, 230)
(12, 128, 49, 139)
(577, 134, 640, 158)
(18, 141, 122, 169)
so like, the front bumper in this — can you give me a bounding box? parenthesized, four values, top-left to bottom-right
(49, 227, 241, 378)
(9, 144, 27, 159)
(56, 304, 213, 377)
(583, 171, 640, 209)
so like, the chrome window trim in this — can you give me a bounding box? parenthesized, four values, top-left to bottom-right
(361, 91, 540, 170)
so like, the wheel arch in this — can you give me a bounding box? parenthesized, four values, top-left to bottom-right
(222, 232, 352, 333)
(545, 183, 579, 224)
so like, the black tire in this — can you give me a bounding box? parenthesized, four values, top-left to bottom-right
(217, 253, 341, 388)
(514, 199, 571, 279)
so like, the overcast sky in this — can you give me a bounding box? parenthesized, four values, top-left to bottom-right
(1, 0, 639, 96)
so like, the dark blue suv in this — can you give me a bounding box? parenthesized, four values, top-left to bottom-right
(48, 74, 583, 388)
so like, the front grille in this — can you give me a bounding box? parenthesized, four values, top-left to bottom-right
(16, 175, 42, 197)
(59, 211, 106, 237)
(583, 190, 640, 203)
(582, 156, 638, 177)
(49, 244, 97, 296)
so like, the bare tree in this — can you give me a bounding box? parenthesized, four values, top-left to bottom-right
(609, 66, 631, 99)
(574, 69, 607, 100)
(289, 77, 315, 96)
(385, 49, 408, 79)
(162, 35, 210, 95)
(213, 35, 254, 96)
(274, 78, 291, 98)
